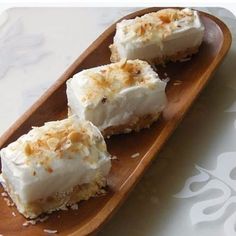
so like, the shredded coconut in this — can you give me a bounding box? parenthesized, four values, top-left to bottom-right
(111, 156, 118, 160)
(131, 152, 140, 158)
(100, 189, 106, 194)
(71, 204, 79, 210)
(22, 216, 49, 227)
(3, 197, 14, 207)
(173, 81, 182, 86)
(22, 222, 29, 227)
(179, 57, 191, 62)
(1, 192, 7, 197)
(22, 220, 37, 227)
(43, 229, 58, 234)
(96, 188, 106, 197)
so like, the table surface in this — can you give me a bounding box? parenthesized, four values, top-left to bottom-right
(0, 7, 236, 236)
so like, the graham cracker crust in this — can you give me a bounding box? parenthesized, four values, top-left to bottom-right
(2, 174, 106, 219)
(102, 112, 161, 137)
(151, 46, 199, 65)
(109, 44, 199, 64)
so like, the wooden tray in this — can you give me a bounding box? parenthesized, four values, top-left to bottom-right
(0, 7, 232, 236)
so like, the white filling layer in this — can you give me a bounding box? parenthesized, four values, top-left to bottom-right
(0, 116, 111, 204)
(112, 8, 205, 61)
(66, 59, 167, 131)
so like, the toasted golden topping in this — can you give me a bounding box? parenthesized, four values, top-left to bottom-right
(68, 131, 82, 143)
(24, 143, 32, 156)
(21, 117, 100, 172)
(159, 14, 171, 23)
(156, 9, 192, 22)
(81, 60, 156, 104)
(47, 137, 60, 151)
(120, 8, 196, 43)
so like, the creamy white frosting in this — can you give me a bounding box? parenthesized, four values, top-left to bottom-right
(0, 116, 111, 203)
(67, 59, 166, 131)
(111, 8, 205, 61)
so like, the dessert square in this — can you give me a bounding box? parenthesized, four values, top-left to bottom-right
(67, 59, 167, 136)
(0, 116, 111, 219)
(110, 8, 205, 63)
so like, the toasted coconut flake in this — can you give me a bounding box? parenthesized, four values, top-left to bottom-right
(179, 57, 191, 62)
(22, 221, 29, 227)
(100, 189, 106, 194)
(47, 137, 60, 150)
(22, 216, 49, 227)
(3, 197, 14, 207)
(22, 220, 37, 227)
(24, 143, 32, 156)
(159, 14, 171, 24)
(82, 60, 157, 104)
(68, 131, 82, 143)
(173, 80, 182, 86)
(96, 188, 107, 197)
(131, 152, 140, 158)
(119, 9, 195, 44)
(111, 156, 118, 160)
(119, 58, 128, 68)
(71, 204, 79, 210)
(43, 229, 58, 234)
(1, 192, 7, 197)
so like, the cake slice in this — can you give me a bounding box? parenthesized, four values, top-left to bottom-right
(67, 59, 167, 136)
(0, 116, 111, 219)
(110, 8, 205, 63)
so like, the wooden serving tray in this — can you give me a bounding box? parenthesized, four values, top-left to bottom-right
(0, 7, 232, 236)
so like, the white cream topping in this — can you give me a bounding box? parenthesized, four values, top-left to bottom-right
(111, 8, 205, 61)
(67, 59, 167, 131)
(0, 116, 111, 203)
